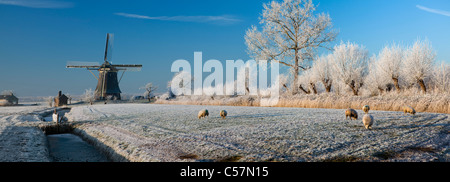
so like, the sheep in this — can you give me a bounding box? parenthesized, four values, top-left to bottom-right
(220, 110, 227, 119)
(362, 105, 370, 114)
(198, 109, 209, 119)
(362, 114, 374, 130)
(345, 108, 358, 120)
(402, 105, 416, 115)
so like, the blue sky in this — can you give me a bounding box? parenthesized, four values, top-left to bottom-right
(0, 0, 449, 97)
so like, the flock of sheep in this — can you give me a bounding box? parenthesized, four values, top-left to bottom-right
(197, 105, 417, 130)
(346, 105, 416, 130)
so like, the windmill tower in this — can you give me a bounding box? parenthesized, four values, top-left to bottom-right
(67, 33, 142, 100)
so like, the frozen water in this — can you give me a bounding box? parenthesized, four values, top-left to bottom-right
(47, 133, 109, 162)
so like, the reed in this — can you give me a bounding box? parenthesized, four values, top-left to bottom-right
(155, 92, 450, 114)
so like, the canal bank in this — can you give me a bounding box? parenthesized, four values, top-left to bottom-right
(40, 108, 111, 162)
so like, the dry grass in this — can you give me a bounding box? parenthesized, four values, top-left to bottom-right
(275, 93, 450, 114)
(155, 95, 260, 107)
(155, 92, 450, 114)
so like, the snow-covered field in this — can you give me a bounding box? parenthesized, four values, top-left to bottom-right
(0, 103, 52, 162)
(0, 103, 448, 162)
(66, 103, 449, 162)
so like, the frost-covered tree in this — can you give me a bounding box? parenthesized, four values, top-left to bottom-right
(377, 43, 404, 92)
(330, 42, 369, 96)
(365, 56, 390, 95)
(432, 61, 450, 94)
(47, 96, 54, 107)
(310, 54, 333, 92)
(277, 74, 291, 94)
(245, 0, 337, 94)
(402, 39, 436, 93)
(298, 69, 317, 94)
(82, 88, 95, 105)
(169, 71, 192, 97)
(142, 82, 158, 102)
(0, 90, 14, 95)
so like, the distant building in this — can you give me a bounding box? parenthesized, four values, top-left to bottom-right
(0, 93, 18, 106)
(54, 91, 68, 107)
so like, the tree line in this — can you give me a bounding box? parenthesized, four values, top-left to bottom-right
(245, 0, 447, 96)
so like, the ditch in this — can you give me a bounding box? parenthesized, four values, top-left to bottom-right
(41, 108, 111, 162)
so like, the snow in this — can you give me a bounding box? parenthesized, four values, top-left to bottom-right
(0, 103, 51, 162)
(0, 102, 448, 162)
(0, 104, 47, 116)
(66, 103, 449, 162)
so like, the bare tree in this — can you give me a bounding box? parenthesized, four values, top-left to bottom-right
(245, 0, 337, 94)
(142, 82, 158, 102)
(402, 39, 436, 93)
(330, 42, 369, 96)
(376, 43, 404, 92)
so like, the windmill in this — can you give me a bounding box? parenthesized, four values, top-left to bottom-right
(67, 33, 142, 100)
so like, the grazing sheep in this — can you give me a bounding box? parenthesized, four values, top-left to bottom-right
(362, 105, 370, 114)
(198, 109, 209, 119)
(362, 114, 374, 130)
(345, 108, 358, 120)
(402, 105, 416, 115)
(220, 110, 227, 119)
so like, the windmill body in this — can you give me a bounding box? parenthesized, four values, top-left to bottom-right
(95, 62, 121, 100)
(67, 33, 142, 100)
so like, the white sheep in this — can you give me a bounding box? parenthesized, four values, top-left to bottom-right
(402, 105, 416, 115)
(220, 110, 227, 119)
(345, 108, 358, 120)
(362, 105, 370, 114)
(198, 109, 209, 119)
(362, 114, 374, 130)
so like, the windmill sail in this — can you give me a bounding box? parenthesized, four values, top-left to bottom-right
(104, 33, 114, 63)
(113, 64, 143, 71)
(66, 61, 100, 68)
